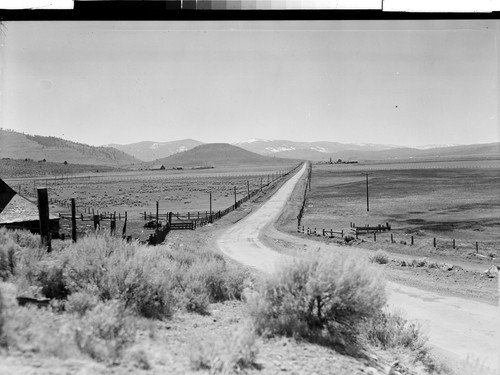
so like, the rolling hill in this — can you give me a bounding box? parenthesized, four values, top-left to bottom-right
(145, 143, 300, 169)
(106, 139, 204, 162)
(0, 129, 140, 166)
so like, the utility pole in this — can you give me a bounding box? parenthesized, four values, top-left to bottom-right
(209, 191, 212, 218)
(363, 173, 370, 212)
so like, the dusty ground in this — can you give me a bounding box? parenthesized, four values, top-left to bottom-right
(1, 161, 498, 374)
(215, 163, 498, 373)
(6, 164, 298, 242)
(302, 161, 500, 259)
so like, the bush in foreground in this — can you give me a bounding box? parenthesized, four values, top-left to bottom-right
(10, 232, 248, 319)
(248, 252, 386, 345)
(189, 321, 258, 373)
(363, 310, 447, 373)
(75, 300, 137, 362)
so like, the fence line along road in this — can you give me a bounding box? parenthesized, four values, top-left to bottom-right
(56, 163, 304, 245)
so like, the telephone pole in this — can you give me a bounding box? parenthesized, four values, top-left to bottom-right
(362, 173, 371, 212)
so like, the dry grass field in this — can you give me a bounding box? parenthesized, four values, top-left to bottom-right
(5, 164, 299, 241)
(301, 159, 500, 261)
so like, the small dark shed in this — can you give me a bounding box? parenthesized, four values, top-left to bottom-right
(0, 178, 60, 237)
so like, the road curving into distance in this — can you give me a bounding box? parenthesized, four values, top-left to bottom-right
(217, 162, 499, 373)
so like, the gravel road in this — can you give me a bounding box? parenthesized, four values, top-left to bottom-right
(217, 163, 499, 373)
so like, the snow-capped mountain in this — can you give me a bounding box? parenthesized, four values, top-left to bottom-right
(414, 144, 460, 150)
(104, 139, 204, 162)
(230, 140, 499, 161)
(231, 140, 402, 157)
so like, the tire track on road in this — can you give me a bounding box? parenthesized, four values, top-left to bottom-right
(217, 162, 499, 373)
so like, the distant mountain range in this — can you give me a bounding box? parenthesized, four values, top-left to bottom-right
(0, 129, 140, 166)
(144, 143, 298, 169)
(2, 129, 498, 171)
(111, 138, 499, 163)
(105, 139, 203, 162)
(231, 139, 500, 162)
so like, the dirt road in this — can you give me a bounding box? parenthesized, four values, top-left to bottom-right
(217, 163, 499, 373)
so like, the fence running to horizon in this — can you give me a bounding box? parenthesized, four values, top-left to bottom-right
(56, 163, 303, 245)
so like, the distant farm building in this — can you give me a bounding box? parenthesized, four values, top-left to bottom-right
(150, 165, 166, 170)
(173, 166, 184, 170)
(0, 178, 60, 236)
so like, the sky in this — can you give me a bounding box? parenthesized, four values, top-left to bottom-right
(1, 20, 499, 147)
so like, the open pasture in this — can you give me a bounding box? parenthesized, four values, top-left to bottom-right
(8, 164, 299, 240)
(304, 159, 500, 258)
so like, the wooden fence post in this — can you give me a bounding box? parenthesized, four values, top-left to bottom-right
(453, 239, 455, 249)
(37, 188, 51, 252)
(71, 198, 77, 243)
(93, 215, 100, 231)
(247, 180, 250, 198)
(156, 201, 159, 228)
(234, 186, 237, 208)
(411, 236, 414, 245)
(476, 242, 478, 253)
(122, 212, 127, 237)
(260, 177, 263, 191)
(433, 238, 436, 248)
(110, 219, 116, 236)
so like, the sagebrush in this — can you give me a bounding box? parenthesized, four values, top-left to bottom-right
(248, 252, 386, 344)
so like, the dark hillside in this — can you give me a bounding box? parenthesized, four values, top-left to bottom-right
(0, 129, 139, 166)
(147, 143, 301, 168)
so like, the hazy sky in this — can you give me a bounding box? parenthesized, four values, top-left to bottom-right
(1, 20, 498, 147)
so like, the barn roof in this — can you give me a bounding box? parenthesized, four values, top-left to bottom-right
(150, 164, 165, 170)
(0, 178, 58, 224)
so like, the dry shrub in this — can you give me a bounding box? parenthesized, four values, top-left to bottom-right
(370, 250, 389, 264)
(65, 291, 99, 316)
(0, 288, 4, 345)
(363, 310, 427, 351)
(0, 230, 22, 281)
(363, 310, 447, 373)
(2, 304, 79, 358)
(169, 246, 248, 314)
(63, 235, 177, 319)
(75, 300, 137, 363)
(128, 348, 151, 370)
(0, 228, 44, 282)
(248, 252, 386, 344)
(34, 261, 70, 299)
(9, 232, 248, 320)
(189, 322, 258, 373)
(411, 258, 427, 268)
